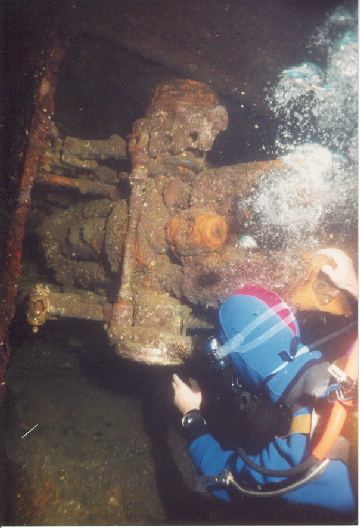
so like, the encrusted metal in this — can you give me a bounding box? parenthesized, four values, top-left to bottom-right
(22, 78, 355, 366)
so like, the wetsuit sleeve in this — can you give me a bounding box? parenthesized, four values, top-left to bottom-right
(187, 408, 355, 513)
(188, 433, 240, 501)
(183, 413, 241, 501)
(187, 407, 310, 501)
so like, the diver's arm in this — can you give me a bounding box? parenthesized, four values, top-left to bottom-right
(172, 375, 310, 499)
(172, 373, 236, 500)
(173, 376, 313, 499)
(188, 425, 354, 512)
(186, 406, 310, 502)
(177, 390, 353, 512)
(172, 374, 307, 477)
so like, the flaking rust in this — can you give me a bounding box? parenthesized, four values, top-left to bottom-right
(107, 79, 353, 364)
(24, 78, 354, 366)
(0, 44, 65, 399)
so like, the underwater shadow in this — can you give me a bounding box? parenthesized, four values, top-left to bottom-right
(138, 365, 242, 525)
(138, 361, 357, 526)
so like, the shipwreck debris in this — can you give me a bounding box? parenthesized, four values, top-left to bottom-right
(36, 173, 121, 201)
(23, 78, 355, 366)
(0, 44, 65, 399)
(27, 283, 108, 333)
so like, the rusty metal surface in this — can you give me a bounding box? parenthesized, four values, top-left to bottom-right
(23, 77, 355, 366)
(11, 1, 350, 170)
(36, 173, 120, 201)
(109, 291, 192, 365)
(38, 198, 128, 291)
(180, 247, 353, 316)
(167, 209, 228, 255)
(106, 78, 354, 364)
(26, 284, 107, 333)
(0, 45, 65, 399)
(128, 79, 227, 174)
(107, 79, 230, 363)
(62, 134, 127, 163)
(190, 160, 285, 218)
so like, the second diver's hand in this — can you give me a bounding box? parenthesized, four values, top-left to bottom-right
(317, 248, 358, 300)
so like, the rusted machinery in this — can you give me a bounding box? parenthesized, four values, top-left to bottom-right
(0, 45, 67, 398)
(26, 79, 354, 366)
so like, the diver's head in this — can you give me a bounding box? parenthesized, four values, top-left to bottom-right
(215, 285, 322, 406)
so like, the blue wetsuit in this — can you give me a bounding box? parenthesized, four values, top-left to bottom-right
(185, 287, 357, 515)
(186, 407, 355, 514)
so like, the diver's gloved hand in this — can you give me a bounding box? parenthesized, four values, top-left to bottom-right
(317, 248, 358, 299)
(172, 374, 202, 416)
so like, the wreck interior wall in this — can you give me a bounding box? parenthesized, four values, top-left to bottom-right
(1, 0, 358, 525)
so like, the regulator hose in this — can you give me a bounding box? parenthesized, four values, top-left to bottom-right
(237, 336, 358, 477)
(225, 459, 330, 497)
(237, 447, 316, 478)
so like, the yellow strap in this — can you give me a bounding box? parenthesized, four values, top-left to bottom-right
(289, 414, 312, 435)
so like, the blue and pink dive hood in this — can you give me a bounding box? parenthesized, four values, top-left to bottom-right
(217, 286, 323, 405)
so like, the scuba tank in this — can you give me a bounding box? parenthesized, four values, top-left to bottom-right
(198, 284, 357, 497)
(198, 337, 357, 497)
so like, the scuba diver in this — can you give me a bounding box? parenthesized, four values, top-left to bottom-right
(172, 248, 358, 514)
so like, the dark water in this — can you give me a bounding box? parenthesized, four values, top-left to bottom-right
(2, 318, 355, 525)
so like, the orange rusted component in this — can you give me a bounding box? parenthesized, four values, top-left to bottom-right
(36, 172, 120, 200)
(129, 79, 228, 172)
(22, 74, 355, 369)
(167, 208, 228, 255)
(108, 300, 134, 340)
(288, 254, 353, 315)
(191, 212, 228, 249)
(133, 238, 148, 266)
(38, 172, 80, 189)
(148, 79, 221, 114)
(167, 216, 181, 240)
